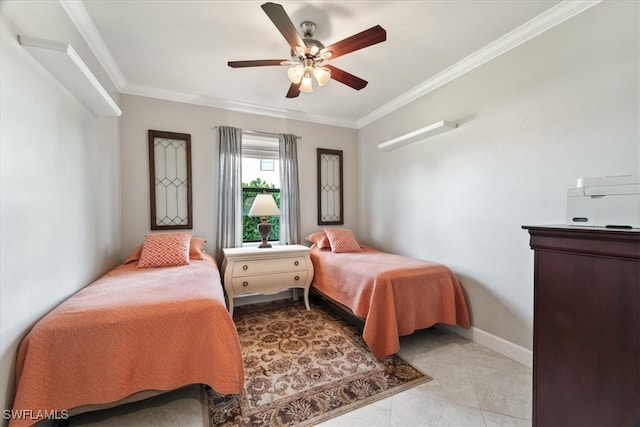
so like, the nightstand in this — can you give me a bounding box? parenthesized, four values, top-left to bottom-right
(221, 244, 314, 316)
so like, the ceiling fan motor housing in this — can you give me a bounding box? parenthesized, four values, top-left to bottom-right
(299, 21, 324, 56)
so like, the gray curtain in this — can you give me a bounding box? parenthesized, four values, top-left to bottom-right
(278, 134, 301, 245)
(215, 126, 243, 262)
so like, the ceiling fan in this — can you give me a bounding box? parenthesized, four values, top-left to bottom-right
(228, 2, 387, 98)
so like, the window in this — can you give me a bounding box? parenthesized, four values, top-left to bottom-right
(242, 134, 280, 243)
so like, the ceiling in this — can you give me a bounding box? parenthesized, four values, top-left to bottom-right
(77, 0, 568, 128)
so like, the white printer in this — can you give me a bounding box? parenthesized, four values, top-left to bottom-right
(567, 174, 640, 229)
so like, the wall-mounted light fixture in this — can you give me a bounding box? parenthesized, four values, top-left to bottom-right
(378, 120, 458, 152)
(18, 35, 121, 117)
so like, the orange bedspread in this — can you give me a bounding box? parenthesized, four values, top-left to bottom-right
(311, 245, 470, 358)
(10, 256, 244, 427)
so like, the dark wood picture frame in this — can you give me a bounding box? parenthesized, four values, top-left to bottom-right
(317, 148, 344, 225)
(148, 130, 193, 230)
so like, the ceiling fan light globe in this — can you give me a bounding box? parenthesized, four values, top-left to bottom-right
(287, 65, 304, 84)
(313, 66, 331, 86)
(299, 74, 314, 93)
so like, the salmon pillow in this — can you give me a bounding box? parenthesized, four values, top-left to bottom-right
(125, 236, 207, 264)
(137, 232, 192, 268)
(324, 228, 361, 253)
(304, 231, 330, 249)
(123, 245, 143, 264)
(188, 237, 208, 260)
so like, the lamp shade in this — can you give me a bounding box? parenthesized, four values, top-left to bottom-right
(287, 64, 304, 84)
(313, 66, 331, 86)
(248, 193, 280, 217)
(299, 72, 314, 93)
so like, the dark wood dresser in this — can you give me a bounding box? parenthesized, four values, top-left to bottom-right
(524, 225, 639, 426)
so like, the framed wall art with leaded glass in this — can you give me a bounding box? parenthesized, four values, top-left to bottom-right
(317, 148, 344, 225)
(148, 130, 193, 230)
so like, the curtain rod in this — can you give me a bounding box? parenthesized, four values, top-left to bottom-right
(213, 126, 301, 140)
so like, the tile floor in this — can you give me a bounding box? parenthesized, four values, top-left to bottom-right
(318, 328, 532, 427)
(62, 325, 532, 427)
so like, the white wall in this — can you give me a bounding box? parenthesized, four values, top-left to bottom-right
(358, 1, 639, 356)
(0, 1, 121, 417)
(119, 94, 358, 257)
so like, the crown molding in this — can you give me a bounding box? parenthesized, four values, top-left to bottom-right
(121, 83, 358, 129)
(59, 0, 126, 90)
(58, 0, 356, 128)
(356, 0, 602, 128)
(60, 0, 599, 129)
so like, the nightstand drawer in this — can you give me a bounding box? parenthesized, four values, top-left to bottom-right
(231, 271, 309, 295)
(231, 256, 307, 276)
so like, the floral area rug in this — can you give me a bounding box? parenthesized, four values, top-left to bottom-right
(206, 299, 431, 426)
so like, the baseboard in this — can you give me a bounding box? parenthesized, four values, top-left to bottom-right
(438, 324, 533, 368)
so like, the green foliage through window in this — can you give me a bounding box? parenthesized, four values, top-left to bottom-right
(243, 178, 280, 242)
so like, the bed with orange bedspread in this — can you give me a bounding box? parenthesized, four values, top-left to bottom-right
(10, 255, 244, 427)
(310, 245, 471, 358)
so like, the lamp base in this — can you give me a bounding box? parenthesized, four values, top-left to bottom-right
(257, 220, 272, 249)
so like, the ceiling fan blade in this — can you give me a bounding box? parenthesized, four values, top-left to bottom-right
(286, 83, 301, 98)
(228, 59, 288, 68)
(325, 65, 368, 90)
(261, 2, 306, 52)
(321, 25, 386, 60)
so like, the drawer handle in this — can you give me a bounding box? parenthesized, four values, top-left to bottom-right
(294, 276, 300, 281)
(242, 265, 248, 271)
(243, 281, 249, 287)
(294, 260, 299, 266)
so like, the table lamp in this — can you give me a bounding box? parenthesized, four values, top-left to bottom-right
(248, 192, 280, 248)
